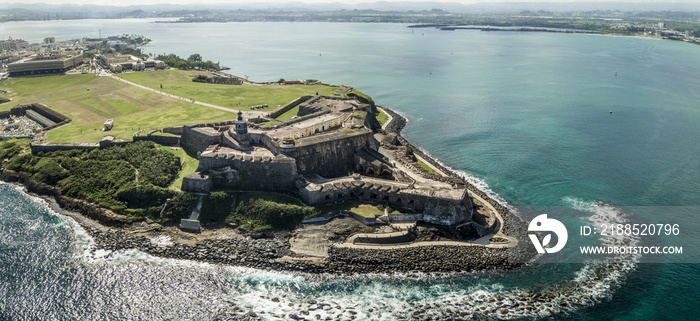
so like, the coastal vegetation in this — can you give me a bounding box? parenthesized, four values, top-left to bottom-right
(199, 191, 315, 230)
(1, 140, 197, 222)
(154, 53, 219, 71)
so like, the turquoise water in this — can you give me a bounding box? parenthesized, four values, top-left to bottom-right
(1, 20, 699, 320)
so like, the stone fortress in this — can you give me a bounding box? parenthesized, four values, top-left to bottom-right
(180, 94, 491, 230)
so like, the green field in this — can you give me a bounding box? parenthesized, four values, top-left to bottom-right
(162, 146, 199, 190)
(0, 73, 240, 143)
(0, 70, 376, 144)
(118, 69, 338, 112)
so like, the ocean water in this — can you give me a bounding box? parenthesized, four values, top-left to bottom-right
(1, 20, 699, 320)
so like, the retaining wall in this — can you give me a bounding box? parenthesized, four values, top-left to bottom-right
(268, 96, 312, 119)
(134, 135, 180, 146)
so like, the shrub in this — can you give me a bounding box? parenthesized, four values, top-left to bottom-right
(228, 198, 315, 230)
(31, 158, 69, 185)
(161, 192, 199, 222)
(200, 191, 236, 223)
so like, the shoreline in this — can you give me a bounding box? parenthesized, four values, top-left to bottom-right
(0, 102, 531, 275)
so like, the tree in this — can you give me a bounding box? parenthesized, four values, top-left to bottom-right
(188, 53, 202, 62)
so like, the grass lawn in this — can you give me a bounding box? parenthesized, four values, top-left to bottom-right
(416, 159, 434, 173)
(315, 201, 405, 217)
(0, 71, 379, 144)
(274, 105, 300, 121)
(118, 69, 338, 112)
(163, 146, 199, 190)
(375, 108, 389, 127)
(0, 74, 239, 143)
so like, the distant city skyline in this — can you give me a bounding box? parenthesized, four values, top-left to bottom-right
(1, 0, 689, 8)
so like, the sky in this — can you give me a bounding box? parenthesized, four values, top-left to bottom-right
(2, 0, 684, 7)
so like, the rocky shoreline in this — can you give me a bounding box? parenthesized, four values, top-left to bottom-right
(1, 104, 533, 275)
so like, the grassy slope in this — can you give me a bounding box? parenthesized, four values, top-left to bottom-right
(163, 146, 199, 190)
(0, 74, 237, 143)
(375, 108, 388, 127)
(118, 69, 337, 112)
(274, 105, 300, 121)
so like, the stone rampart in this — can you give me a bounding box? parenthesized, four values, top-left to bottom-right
(0, 103, 71, 131)
(268, 96, 312, 119)
(30, 142, 100, 154)
(133, 135, 180, 146)
(181, 126, 221, 153)
(163, 126, 184, 135)
(197, 153, 298, 192)
(298, 176, 472, 226)
(182, 172, 213, 193)
(292, 130, 377, 178)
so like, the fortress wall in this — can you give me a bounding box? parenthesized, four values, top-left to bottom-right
(30, 142, 99, 154)
(293, 131, 377, 178)
(182, 172, 212, 193)
(163, 126, 184, 135)
(238, 155, 297, 191)
(29, 103, 69, 123)
(299, 179, 471, 226)
(133, 135, 180, 146)
(198, 153, 298, 192)
(269, 96, 312, 119)
(181, 126, 221, 153)
(274, 109, 331, 129)
(1, 104, 71, 131)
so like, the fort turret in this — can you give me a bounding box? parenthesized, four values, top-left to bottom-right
(234, 111, 248, 135)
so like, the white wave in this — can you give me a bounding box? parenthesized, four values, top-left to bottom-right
(0, 182, 644, 320)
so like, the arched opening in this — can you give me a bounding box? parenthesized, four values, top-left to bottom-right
(325, 195, 331, 201)
(366, 168, 375, 176)
(370, 194, 377, 200)
(322, 125, 325, 131)
(395, 198, 402, 206)
(408, 200, 415, 207)
(339, 193, 345, 199)
(382, 195, 390, 202)
(358, 192, 365, 199)
(315, 128, 320, 134)
(379, 170, 393, 180)
(349, 192, 356, 198)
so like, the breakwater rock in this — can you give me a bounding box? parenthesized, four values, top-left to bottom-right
(326, 245, 523, 273)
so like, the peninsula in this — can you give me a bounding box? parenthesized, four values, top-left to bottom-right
(0, 53, 532, 274)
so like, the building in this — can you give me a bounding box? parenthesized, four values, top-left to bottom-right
(7, 52, 83, 77)
(180, 95, 476, 227)
(0, 39, 29, 52)
(97, 53, 165, 72)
